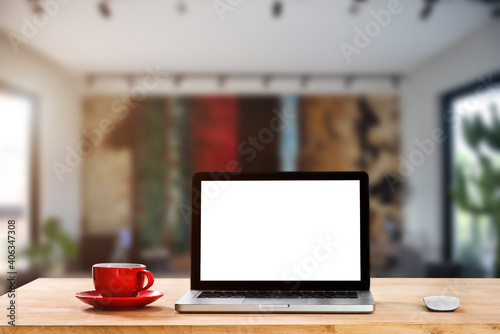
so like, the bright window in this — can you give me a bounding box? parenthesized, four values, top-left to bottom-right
(448, 84, 500, 277)
(0, 90, 33, 271)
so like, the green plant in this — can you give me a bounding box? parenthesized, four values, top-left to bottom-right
(25, 217, 78, 272)
(137, 98, 167, 251)
(452, 104, 500, 277)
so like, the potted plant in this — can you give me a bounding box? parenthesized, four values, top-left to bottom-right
(25, 217, 78, 276)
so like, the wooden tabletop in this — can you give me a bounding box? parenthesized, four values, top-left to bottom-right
(1, 278, 499, 333)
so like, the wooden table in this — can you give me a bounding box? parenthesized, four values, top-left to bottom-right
(1, 278, 499, 333)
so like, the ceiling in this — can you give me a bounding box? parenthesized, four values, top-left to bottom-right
(0, 0, 493, 75)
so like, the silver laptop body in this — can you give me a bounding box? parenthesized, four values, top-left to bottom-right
(175, 172, 375, 313)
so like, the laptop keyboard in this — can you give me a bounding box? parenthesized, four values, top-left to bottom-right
(197, 291, 358, 299)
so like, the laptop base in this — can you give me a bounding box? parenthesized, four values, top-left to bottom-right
(175, 290, 375, 313)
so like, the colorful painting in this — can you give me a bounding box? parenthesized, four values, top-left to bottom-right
(299, 95, 401, 275)
(192, 96, 238, 172)
(82, 94, 402, 275)
(237, 97, 281, 172)
(81, 97, 132, 236)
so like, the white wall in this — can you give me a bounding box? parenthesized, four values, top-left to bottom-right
(0, 32, 81, 241)
(401, 20, 500, 262)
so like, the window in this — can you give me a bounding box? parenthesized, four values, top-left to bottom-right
(0, 87, 36, 271)
(443, 73, 500, 277)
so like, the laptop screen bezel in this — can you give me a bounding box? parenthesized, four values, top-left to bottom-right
(190, 171, 370, 291)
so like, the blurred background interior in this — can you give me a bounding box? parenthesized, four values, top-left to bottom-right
(1, 0, 500, 293)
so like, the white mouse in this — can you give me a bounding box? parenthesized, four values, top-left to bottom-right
(423, 295, 460, 312)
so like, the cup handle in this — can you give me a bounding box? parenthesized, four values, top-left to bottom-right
(135, 270, 154, 295)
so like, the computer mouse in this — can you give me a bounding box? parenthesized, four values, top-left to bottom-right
(423, 295, 460, 312)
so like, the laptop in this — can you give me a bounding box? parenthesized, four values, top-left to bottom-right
(175, 171, 375, 313)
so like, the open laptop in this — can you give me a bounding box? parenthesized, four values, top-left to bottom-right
(175, 171, 375, 313)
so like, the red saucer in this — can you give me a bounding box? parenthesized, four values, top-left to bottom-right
(75, 290, 163, 310)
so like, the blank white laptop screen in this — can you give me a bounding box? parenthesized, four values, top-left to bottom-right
(200, 180, 361, 281)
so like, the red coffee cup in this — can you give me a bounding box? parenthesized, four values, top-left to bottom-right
(92, 263, 154, 298)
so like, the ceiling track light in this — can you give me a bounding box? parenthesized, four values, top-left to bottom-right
(126, 75, 135, 89)
(262, 75, 272, 88)
(177, 0, 187, 15)
(421, 0, 439, 20)
(86, 73, 404, 92)
(350, 0, 367, 15)
(272, 0, 283, 18)
(33, 1, 44, 15)
(300, 75, 310, 89)
(344, 76, 354, 89)
(173, 75, 183, 88)
(86, 75, 96, 88)
(391, 76, 401, 89)
(218, 75, 226, 88)
(99, 0, 111, 19)
(26, 0, 44, 15)
(492, 5, 500, 18)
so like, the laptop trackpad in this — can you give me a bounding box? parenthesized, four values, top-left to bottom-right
(243, 298, 307, 305)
